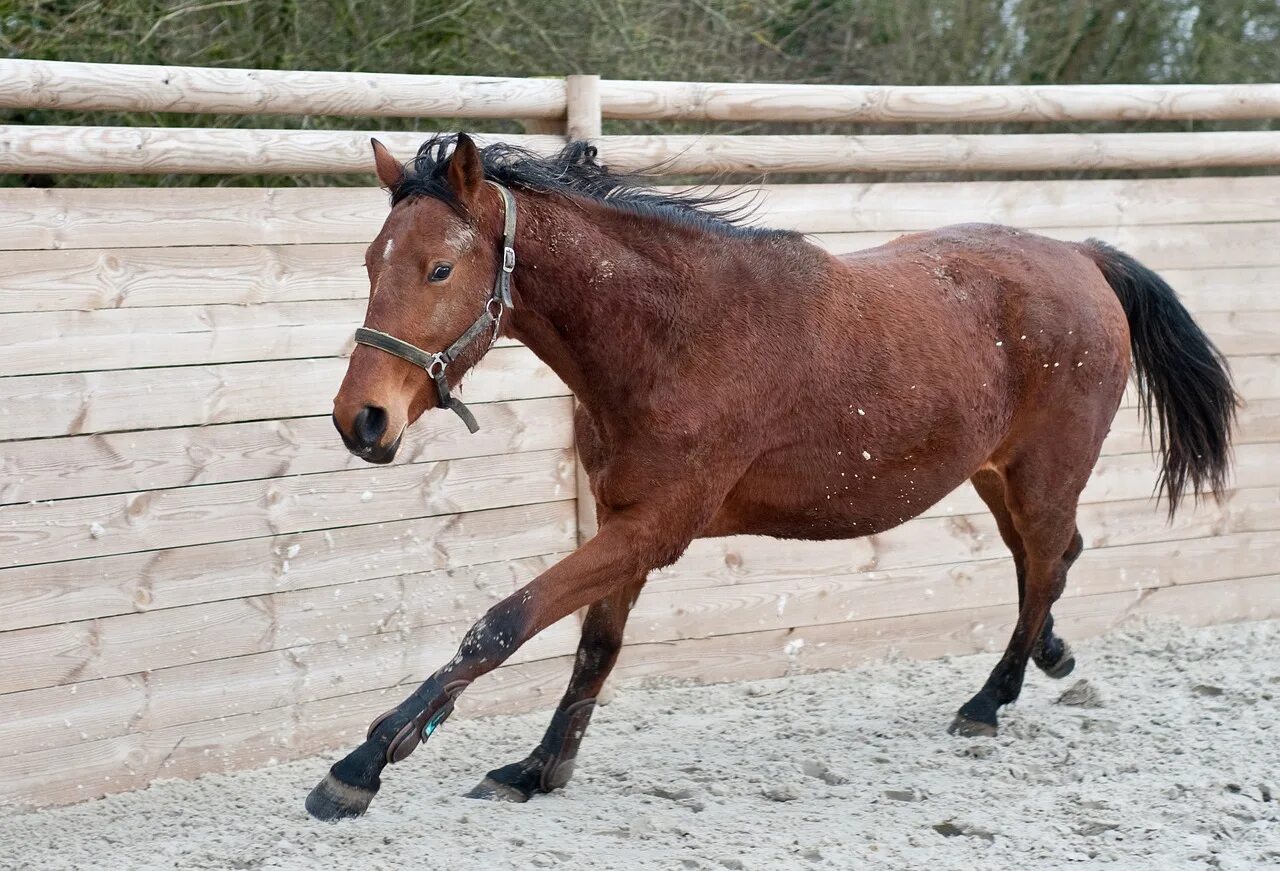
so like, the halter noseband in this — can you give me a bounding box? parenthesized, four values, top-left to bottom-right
(352, 181, 517, 434)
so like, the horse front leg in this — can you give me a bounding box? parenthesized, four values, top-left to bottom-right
(465, 575, 645, 802)
(304, 503, 696, 821)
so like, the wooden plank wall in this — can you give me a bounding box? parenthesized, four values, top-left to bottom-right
(1, 176, 1277, 808)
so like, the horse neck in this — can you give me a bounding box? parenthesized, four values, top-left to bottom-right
(503, 193, 705, 418)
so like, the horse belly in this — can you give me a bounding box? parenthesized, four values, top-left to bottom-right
(706, 441, 984, 542)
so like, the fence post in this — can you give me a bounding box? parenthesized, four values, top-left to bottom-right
(566, 74, 602, 142)
(564, 74, 602, 545)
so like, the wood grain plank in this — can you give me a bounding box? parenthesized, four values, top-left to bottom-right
(0, 500, 576, 633)
(0, 447, 575, 569)
(818, 222, 1280, 270)
(0, 551, 581, 698)
(0, 552, 584, 756)
(0, 345, 568, 441)
(750, 177, 1280, 234)
(0, 300, 360, 375)
(0, 243, 366, 312)
(0, 300, 523, 376)
(600, 80, 1280, 124)
(0, 125, 564, 176)
(0, 188, 386, 251)
(5, 178, 1280, 252)
(1, 396, 572, 505)
(1103, 398, 1280, 456)
(628, 531, 1280, 647)
(595, 132, 1280, 175)
(1155, 267, 1280, 314)
(0, 60, 568, 118)
(650, 485, 1280, 599)
(613, 575, 1280, 686)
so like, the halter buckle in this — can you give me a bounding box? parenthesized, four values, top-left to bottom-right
(502, 246, 516, 273)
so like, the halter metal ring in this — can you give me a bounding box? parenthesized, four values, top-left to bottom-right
(426, 353, 446, 378)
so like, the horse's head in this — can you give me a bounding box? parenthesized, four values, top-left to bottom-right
(333, 133, 511, 464)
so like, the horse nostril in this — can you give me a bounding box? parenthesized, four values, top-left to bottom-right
(353, 405, 388, 448)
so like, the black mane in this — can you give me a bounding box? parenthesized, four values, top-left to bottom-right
(390, 134, 795, 242)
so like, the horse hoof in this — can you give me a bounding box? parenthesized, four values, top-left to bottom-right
(464, 776, 531, 803)
(1038, 644, 1076, 679)
(948, 713, 998, 738)
(305, 773, 377, 821)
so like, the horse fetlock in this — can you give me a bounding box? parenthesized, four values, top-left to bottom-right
(469, 750, 577, 802)
(466, 697, 598, 802)
(537, 697, 596, 788)
(367, 679, 471, 765)
(365, 708, 421, 765)
(466, 751, 553, 803)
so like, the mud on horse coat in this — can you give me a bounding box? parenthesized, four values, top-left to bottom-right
(309, 133, 1237, 820)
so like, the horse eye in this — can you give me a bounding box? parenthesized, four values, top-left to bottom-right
(429, 263, 453, 283)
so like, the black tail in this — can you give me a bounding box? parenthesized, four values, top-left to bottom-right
(1082, 240, 1238, 518)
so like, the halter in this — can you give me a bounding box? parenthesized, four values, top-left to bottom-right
(353, 181, 517, 434)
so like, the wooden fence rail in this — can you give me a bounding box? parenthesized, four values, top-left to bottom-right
(6, 126, 1280, 175)
(0, 60, 568, 119)
(2, 61, 1279, 176)
(5, 60, 1280, 124)
(598, 80, 1280, 123)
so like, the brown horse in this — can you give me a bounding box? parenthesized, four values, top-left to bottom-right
(308, 133, 1236, 820)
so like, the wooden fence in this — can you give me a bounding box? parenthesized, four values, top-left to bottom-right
(1, 62, 1278, 808)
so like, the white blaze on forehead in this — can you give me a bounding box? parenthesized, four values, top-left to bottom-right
(382, 237, 395, 262)
(443, 219, 477, 252)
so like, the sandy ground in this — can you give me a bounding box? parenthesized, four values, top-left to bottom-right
(1, 618, 1276, 871)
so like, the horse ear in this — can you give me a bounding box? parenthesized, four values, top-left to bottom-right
(371, 138, 404, 192)
(446, 133, 484, 202)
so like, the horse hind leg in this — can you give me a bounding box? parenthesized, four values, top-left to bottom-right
(1033, 535, 1082, 678)
(969, 468, 1077, 681)
(951, 458, 1087, 737)
(466, 576, 644, 802)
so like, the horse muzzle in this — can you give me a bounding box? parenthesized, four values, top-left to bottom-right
(333, 407, 402, 464)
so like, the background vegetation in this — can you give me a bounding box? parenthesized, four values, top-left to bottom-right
(2, 0, 1277, 185)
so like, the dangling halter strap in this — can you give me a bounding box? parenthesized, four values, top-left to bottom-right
(352, 181, 516, 434)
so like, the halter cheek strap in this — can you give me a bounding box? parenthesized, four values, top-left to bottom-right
(353, 181, 517, 434)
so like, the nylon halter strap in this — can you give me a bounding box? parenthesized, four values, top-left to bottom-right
(352, 181, 517, 434)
